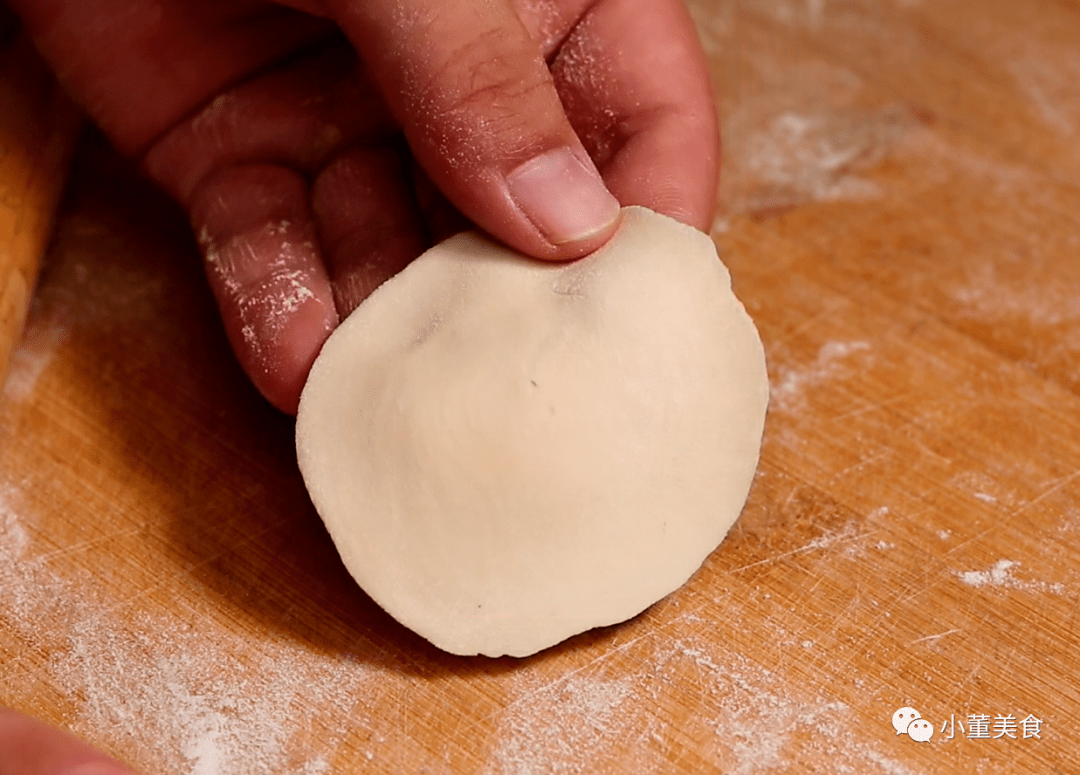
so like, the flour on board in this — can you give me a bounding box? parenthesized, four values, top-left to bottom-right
(484, 675, 638, 775)
(950, 260, 1080, 330)
(743, 111, 883, 203)
(3, 466, 932, 775)
(0, 485, 381, 775)
(669, 637, 915, 775)
(480, 618, 917, 775)
(771, 340, 872, 413)
(956, 559, 1065, 595)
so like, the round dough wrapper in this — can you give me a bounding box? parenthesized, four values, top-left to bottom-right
(296, 206, 769, 657)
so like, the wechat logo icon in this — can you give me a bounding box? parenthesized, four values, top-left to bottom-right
(892, 707, 934, 742)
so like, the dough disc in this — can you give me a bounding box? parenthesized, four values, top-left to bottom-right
(296, 207, 769, 657)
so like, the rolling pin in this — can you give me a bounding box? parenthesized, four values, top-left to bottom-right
(0, 5, 82, 384)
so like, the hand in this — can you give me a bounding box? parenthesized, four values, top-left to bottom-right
(0, 706, 135, 774)
(11, 0, 718, 413)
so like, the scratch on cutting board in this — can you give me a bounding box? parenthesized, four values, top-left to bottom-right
(727, 535, 857, 574)
(770, 300, 849, 349)
(1012, 470, 1080, 518)
(937, 471, 1080, 568)
(826, 392, 914, 423)
(907, 628, 962, 646)
(826, 448, 893, 487)
(28, 525, 146, 563)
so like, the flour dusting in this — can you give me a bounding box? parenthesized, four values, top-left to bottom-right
(481, 625, 916, 775)
(805, 520, 864, 557)
(0, 485, 380, 775)
(198, 221, 324, 375)
(949, 471, 1018, 511)
(771, 340, 871, 413)
(957, 559, 1065, 595)
(949, 260, 1080, 330)
(728, 104, 914, 216)
(672, 638, 914, 775)
(745, 111, 880, 200)
(485, 675, 637, 775)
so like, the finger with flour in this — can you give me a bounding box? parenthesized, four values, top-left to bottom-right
(190, 164, 337, 414)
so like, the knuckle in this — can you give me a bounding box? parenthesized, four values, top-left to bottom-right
(409, 28, 554, 150)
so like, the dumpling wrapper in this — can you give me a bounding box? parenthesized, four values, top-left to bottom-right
(296, 206, 769, 657)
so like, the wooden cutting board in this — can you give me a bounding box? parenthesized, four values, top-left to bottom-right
(2, 0, 1079, 772)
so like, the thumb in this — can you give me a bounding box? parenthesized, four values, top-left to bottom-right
(325, 0, 621, 259)
(0, 707, 137, 775)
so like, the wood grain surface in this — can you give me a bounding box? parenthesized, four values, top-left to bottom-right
(2, 0, 1079, 772)
(0, 14, 80, 384)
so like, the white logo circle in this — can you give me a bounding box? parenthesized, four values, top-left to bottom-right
(891, 707, 921, 735)
(907, 718, 934, 742)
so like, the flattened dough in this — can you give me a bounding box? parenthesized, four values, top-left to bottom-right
(296, 207, 769, 657)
